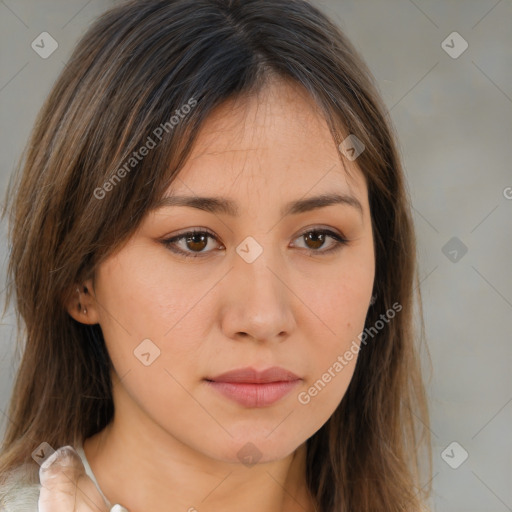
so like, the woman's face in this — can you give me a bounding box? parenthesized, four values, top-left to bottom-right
(73, 78, 375, 464)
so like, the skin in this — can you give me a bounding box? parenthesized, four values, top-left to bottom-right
(58, 76, 375, 512)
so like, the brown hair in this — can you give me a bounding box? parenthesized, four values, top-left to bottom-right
(1, 0, 432, 510)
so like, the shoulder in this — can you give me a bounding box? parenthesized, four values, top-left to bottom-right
(0, 462, 41, 511)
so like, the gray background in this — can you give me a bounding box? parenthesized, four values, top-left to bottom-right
(1, 1, 511, 511)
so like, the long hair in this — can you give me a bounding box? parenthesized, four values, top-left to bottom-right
(0, 0, 432, 510)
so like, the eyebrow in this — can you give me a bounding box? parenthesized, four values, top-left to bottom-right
(151, 192, 364, 218)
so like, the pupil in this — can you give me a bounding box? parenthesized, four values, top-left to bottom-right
(187, 234, 207, 251)
(306, 232, 324, 249)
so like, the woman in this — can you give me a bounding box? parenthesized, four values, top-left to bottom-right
(0, 0, 432, 510)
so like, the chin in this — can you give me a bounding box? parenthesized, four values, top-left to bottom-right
(207, 430, 306, 466)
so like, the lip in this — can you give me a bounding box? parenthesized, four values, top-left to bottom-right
(205, 366, 302, 407)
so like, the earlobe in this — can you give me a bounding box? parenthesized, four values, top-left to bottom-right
(77, 286, 88, 315)
(66, 279, 100, 324)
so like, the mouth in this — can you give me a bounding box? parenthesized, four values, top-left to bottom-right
(205, 366, 302, 408)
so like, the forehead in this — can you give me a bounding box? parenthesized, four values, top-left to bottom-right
(167, 78, 368, 205)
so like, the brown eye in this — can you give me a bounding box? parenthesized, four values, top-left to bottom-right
(293, 229, 349, 255)
(303, 231, 326, 250)
(184, 233, 209, 252)
(162, 229, 222, 258)
(162, 227, 348, 260)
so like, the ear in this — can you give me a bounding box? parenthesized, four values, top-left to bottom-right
(65, 278, 100, 325)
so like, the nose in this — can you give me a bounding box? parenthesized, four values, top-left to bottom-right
(220, 246, 296, 344)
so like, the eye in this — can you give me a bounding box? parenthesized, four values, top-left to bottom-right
(161, 227, 349, 259)
(161, 228, 222, 258)
(291, 228, 349, 255)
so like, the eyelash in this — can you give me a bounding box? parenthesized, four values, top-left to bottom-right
(161, 227, 349, 259)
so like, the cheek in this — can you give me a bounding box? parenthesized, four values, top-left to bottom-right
(294, 286, 365, 428)
(305, 260, 373, 348)
(296, 355, 358, 428)
(94, 244, 211, 354)
(296, 257, 373, 410)
(93, 250, 209, 427)
(92, 248, 224, 411)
